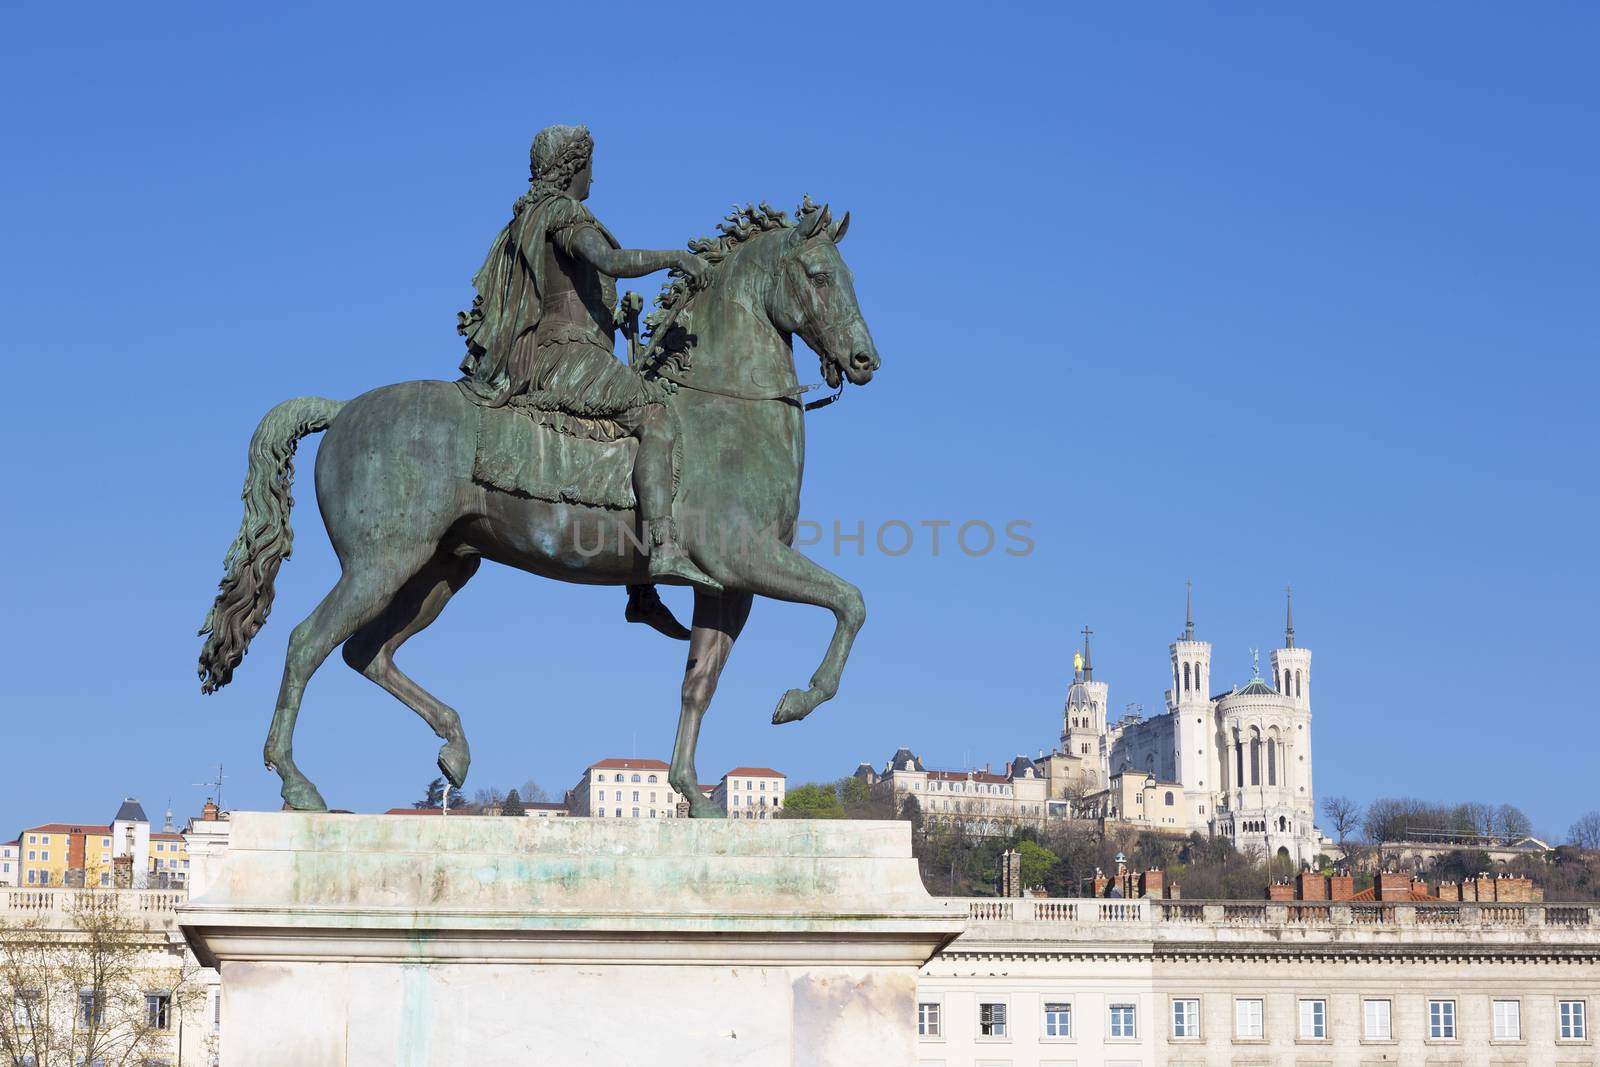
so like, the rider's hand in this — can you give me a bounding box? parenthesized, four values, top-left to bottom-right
(677, 253, 712, 290)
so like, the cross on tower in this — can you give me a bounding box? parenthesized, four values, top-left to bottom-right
(1080, 625, 1094, 681)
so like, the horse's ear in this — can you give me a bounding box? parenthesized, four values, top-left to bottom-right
(799, 203, 829, 239)
(830, 211, 850, 244)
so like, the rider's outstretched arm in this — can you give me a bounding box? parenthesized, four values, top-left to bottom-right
(568, 227, 703, 283)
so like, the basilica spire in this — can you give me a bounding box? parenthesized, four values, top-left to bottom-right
(1284, 586, 1295, 648)
(1183, 580, 1194, 641)
(1081, 625, 1094, 681)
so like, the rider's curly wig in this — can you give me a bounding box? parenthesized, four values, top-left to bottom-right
(527, 124, 593, 203)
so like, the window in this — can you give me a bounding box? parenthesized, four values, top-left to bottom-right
(1044, 1002, 1071, 1037)
(1109, 1003, 1136, 1039)
(632, 791, 640, 803)
(1298, 999, 1326, 1039)
(13, 990, 39, 1028)
(1428, 999, 1455, 1039)
(1165, 791, 1174, 806)
(1171, 998, 1198, 1038)
(79, 988, 104, 1027)
(631, 774, 641, 783)
(978, 1001, 1007, 1038)
(145, 992, 171, 1030)
(917, 1001, 941, 1037)
(1493, 999, 1520, 1040)
(631, 808, 639, 818)
(1235, 998, 1263, 1039)
(1363, 999, 1391, 1040)
(647, 774, 657, 783)
(1560, 1000, 1586, 1040)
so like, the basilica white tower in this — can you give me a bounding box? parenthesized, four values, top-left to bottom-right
(1167, 583, 1214, 796)
(1269, 587, 1314, 821)
(1061, 626, 1109, 786)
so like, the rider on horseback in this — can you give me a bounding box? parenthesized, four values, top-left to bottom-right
(458, 124, 719, 632)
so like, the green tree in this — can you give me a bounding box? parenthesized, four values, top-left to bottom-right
(501, 789, 526, 816)
(1015, 840, 1057, 888)
(414, 777, 445, 809)
(779, 783, 845, 819)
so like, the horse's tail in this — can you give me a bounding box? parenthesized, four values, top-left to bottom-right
(197, 396, 346, 694)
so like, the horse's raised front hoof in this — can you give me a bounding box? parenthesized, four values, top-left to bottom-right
(281, 777, 329, 812)
(688, 793, 725, 819)
(772, 687, 815, 725)
(438, 738, 471, 789)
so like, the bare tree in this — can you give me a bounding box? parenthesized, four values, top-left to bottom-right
(518, 779, 552, 804)
(1569, 811, 1600, 851)
(0, 893, 209, 1067)
(1320, 796, 1362, 850)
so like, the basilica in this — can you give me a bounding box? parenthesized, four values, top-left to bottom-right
(1061, 588, 1321, 865)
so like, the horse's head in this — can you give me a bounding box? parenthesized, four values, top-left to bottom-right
(773, 203, 880, 388)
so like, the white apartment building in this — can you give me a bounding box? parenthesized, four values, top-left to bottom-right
(0, 841, 16, 886)
(918, 895, 1600, 1067)
(712, 767, 786, 819)
(567, 758, 685, 818)
(859, 750, 1053, 834)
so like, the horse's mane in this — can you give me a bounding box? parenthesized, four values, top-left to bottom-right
(641, 196, 823, 367)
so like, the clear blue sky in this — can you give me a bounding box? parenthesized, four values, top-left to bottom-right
(1, 4, 1594, 840)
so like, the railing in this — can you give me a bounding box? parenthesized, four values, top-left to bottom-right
(1547, 906, 1592, 928)
(948, 897, 1600, 933)
(0, 887, 186, 919)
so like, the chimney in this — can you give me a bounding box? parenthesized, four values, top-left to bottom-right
(201, 799, 220, 822)
(1166, 882, 1182, 900)
(1267, 879, 1296, 901)
(1297, 871, 1329, 901)
(1328, 870, 1355, 901)
(112, 855, 133, 890)
(1436, 880, 1460, 902)
(1139, 868, 1165, 899)
(1375, 871, 1411, 901)
(1474, 873, 1496, 901)
(1411, 875, 1430, 899)
(1092, 868, 1109, 898)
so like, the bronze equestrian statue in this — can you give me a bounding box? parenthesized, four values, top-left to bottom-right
(197, 124, 880, 815)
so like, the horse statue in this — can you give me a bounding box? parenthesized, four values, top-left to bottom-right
(196, 199, 879, 815)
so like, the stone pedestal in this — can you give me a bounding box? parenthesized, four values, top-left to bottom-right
(178, 813, 959, 1066)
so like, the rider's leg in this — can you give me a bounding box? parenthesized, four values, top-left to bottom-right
(631, 405, 721, 593)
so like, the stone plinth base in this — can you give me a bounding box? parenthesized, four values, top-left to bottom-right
(178, 813, 959, 1066)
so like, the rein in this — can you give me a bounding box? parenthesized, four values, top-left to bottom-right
(652, 244, 851, 415)
(659, 371, 844, 411)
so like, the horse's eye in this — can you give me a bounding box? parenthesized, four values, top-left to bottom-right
(810, 273, 831, 288)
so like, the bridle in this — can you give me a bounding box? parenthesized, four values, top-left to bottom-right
(655, 234, 853, 412)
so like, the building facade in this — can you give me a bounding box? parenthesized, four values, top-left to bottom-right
(859, 750, 1053, 834)
(918, 895, 1599, 1067)
(567, 758, 685, 818)
(14, 799, 191, 889)
(711, 767, 786, 819)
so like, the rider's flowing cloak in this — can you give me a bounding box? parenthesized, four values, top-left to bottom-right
(457, 194, 619, 406)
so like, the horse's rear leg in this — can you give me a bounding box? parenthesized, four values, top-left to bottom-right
(264, 551, 431, 811)
(668, 591, 753, 818)
(342, 552, 480, 791)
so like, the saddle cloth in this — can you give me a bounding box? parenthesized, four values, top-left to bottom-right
(470, 400, 637, 510)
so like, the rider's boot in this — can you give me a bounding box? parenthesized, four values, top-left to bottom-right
(646, 518, 722, 594)
(624, 583, 692, 640)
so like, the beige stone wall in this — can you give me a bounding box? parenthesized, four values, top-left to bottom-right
(919, 898, 1600, 1067)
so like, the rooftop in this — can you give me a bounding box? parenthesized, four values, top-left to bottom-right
(589, 758, 671, 771)
(724, 767, 783, 778)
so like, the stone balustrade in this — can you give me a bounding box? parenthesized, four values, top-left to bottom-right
(942, 895, 1600, 945)
(0, 886, 187, 928)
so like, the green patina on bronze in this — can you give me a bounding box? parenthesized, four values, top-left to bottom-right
(196, 125, 880, 815)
